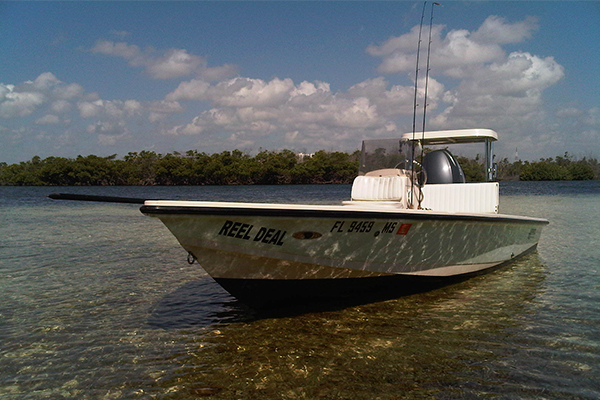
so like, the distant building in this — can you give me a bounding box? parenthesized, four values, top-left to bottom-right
(296, 152, 315, 161)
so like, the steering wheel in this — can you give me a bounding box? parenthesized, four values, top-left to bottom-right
(395, 160, 427, 187)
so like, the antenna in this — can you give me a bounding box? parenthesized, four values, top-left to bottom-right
(410, 1, 427, 208)
(418, 1, 441, 209)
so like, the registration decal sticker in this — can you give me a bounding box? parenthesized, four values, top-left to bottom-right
(396, 223, 412, 235)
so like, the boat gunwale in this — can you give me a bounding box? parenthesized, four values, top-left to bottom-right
(140, 201, 549, 225)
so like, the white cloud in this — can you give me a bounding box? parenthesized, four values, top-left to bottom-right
(162, 75, 422, 149)
(474, 52, 563, 96)
(53, 83, 85, 100)
(90, 40, 237, 80)
(123, 99, 143, 115)
(329, 97, 380, 129)
(30, 72, 62, 90)
(98, 132, 129, 146)
(347, 76, 443, 117)
(0, 88, 45, 119)
(0, 14, 576, 162)
(366, 24, 427, 57)
(0, 72, 178, 148)
(586, 107, 600, 127)
(77, 99, 142, 119)
(159, 15, 558, 156)
(86, 120, 128, 136)
(166, 79, 211, 101)
(214, 78, 296, 107)
(148, 100, 184, 122)
(146, 48, 207, 79)
(168, 77, 297, 107)
(432, 51, 564, 126)
(470, 16, 538, 45)
(51, 100, 72, 114)
(77, 100, 101, 118)
(556, 106, 600, 132)
(291, 81, 330, 98)
(35, 114, 60, 125)
(90, 40, 149, 67)
(556, 107, 583, 118)
(0, 84, 13, 102)
(0, 73, 87, 120)
(368, 16, 539, 78)
(364, 15, 566, 158)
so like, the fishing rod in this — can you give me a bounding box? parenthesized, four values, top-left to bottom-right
(410, 1, 427, 209)
(418, 1, 441, 209)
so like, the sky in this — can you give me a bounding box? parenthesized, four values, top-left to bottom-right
(1, 1, 599, 164)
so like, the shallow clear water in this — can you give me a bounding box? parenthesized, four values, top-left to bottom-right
(1, 182, 599, 399)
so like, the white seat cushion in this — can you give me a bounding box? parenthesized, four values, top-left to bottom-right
(351, 175, 407, 201)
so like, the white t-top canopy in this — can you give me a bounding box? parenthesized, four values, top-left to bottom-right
(401, 129, 498, 145)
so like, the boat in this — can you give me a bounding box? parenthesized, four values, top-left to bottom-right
(49, 5, 547, 309)
(135, 128, 548, 308)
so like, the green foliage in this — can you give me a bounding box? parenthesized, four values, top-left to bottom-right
(496, 158, 522, 180)
(568, 161, 596, 180)
(292, 151, 359, 184)
(519, 152, 597, 181)
(0, 149, 360, 186)
(456, 156, 485, 182)
(0, 149, 596, 186)
(520, 161, 570, 181)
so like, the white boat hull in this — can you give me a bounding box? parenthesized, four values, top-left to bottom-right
(141, 201, 547, 307)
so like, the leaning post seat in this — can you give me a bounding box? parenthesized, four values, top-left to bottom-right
(350, 169, 410, 207)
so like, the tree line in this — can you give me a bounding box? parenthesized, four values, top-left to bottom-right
(495, 152, 598, 181)
(0, 150, 597, 186)
(0, 150, 360, 186)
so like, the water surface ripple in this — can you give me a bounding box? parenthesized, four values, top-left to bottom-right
(1, 182, 599, 399)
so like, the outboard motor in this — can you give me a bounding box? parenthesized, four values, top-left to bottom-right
(422, 149, 466, 184)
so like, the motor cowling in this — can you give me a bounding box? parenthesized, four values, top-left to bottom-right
(422, 149, 466, 184)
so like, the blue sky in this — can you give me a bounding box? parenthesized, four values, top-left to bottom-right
(1, 1, 599, 164)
